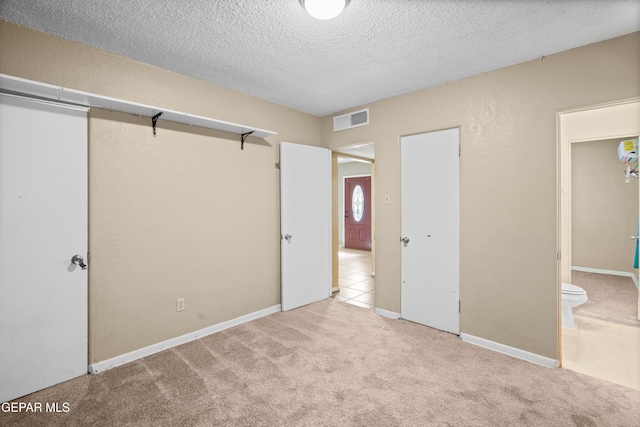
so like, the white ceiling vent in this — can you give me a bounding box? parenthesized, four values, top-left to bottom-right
(333, 108, 369, 132)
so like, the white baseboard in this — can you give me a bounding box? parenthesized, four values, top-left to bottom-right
(374, 307, 401, 319)
(460, 333, 559, 368)
(571, 266, 639, 289)
(89, 304, 281, 374)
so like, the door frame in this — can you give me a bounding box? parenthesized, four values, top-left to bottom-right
(557, 97, 640, 364)
(342, 173, 372, 250)
(331, 152, 376, 292)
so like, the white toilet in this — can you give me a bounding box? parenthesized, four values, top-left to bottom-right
(561, 283, 588, 328)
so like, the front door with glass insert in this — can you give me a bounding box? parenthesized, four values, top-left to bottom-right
(344, 176, 371, 250)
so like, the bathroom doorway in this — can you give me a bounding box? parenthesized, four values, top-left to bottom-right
(559, 99, 640, 390)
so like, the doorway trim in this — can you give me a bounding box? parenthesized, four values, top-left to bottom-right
(331, 152, 376, 293)
(557, 97, 640, 363)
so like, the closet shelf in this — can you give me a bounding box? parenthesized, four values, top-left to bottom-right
(0, 73, 276, 139)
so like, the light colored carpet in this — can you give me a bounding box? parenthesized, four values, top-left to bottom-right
(572, 271, 640, 327)
(3, 299, 640, 426)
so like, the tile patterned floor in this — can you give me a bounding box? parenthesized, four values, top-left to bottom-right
(331, 248, 374, 309)
(563, 314, 640, 390)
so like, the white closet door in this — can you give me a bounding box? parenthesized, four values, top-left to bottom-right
(401, 128, 460, 334)
(0, 94, 88, 402)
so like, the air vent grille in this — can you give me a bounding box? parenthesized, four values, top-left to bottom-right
(350, 110, 368, 126)
(334, 108, 369, 132)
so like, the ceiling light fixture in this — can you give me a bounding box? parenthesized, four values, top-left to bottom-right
(300, 0, 349, 20)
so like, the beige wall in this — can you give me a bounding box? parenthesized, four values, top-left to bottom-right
(0, 21, 321, 363)
(572, 139, 639, 276)
(322, 33, 640, 359)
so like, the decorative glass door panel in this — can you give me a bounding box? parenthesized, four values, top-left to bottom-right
(352, 185, 364, 222)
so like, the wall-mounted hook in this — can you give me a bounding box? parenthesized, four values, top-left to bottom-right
(151, 112, 163, 136)
(241, 131, 254, 150)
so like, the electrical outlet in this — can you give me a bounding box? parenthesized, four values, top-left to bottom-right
(176, 297, 186, 312)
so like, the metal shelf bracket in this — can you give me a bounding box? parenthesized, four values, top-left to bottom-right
(241, 131, 254, 150)
(151, 112, 163, 136)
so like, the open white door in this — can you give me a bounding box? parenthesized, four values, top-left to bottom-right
(0, 94, 88, 402)
(280, 142, 331, 311)
(401, 128, 460, 334)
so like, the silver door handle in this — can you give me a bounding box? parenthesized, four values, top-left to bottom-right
(284, 234, 292, 242)
(401, 237, 410, 244)
(631, 236, 640, 240)
(71, 254, 87, 270)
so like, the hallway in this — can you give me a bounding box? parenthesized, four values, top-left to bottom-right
(332, 248, 374, 309)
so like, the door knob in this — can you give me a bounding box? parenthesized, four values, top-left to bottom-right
(401, 237, 410, 244)
(631, 236, 640, 240)
(284, 234, 292, 242)
(71, 254, 87, 270)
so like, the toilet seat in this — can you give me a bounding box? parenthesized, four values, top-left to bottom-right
(562, 283, 586, 295)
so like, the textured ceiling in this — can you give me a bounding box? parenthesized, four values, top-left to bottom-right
(1, 1, 639, 117)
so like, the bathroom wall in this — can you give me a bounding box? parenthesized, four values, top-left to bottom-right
(0, 21, 321, 363)
(321, 32, 640, 360)
(572, 138, 639, 277)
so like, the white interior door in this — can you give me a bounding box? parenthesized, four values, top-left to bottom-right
(280, 142, 331, 311)
(0, 94, 88, 402)
(401, 128, 460, 334)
